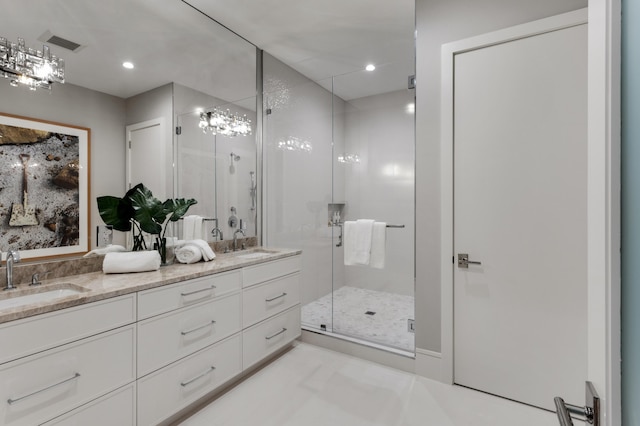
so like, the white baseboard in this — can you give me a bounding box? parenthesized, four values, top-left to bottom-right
(415, 348, 446, 382)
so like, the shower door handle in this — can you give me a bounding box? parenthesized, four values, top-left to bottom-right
(457, 253, 481, 268)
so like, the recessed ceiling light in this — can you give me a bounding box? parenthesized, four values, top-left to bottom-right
(365, 64, 375, 72)
(122, 62, 134, 69)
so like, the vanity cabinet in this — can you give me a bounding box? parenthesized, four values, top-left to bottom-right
(0, 252, 301, 426)
(242, 257, 302, 370)
(136, 270, 244, 425)
(41, 384, 136, 426)
(0, 295, 136, 426)
(137, 334, 242, 425)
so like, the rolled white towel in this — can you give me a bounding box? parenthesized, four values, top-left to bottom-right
(103, 251, 161, 274)
(188, 239, 216, 261)
(175, 245, 203, 264)
(83, 244, 127, 257)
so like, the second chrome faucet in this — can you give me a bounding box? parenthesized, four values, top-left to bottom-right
(4, 249, 20, 291)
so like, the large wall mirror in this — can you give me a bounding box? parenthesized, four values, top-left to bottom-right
(0, 0, 258, 259)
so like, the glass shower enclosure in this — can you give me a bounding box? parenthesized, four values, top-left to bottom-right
(263, 53, 415, 354)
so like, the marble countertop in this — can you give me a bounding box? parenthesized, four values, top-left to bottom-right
(0, 247, 301, 324)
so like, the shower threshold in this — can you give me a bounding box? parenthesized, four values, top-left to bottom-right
(301, 325, 416, 359)
(301, 286, 415, 353)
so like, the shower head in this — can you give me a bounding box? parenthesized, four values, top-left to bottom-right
(229, 152, 240, 174)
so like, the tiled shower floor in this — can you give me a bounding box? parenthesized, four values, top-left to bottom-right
(301, 286, 415, 352)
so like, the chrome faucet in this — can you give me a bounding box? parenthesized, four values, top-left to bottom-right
(211, 218, 224, 241)
(4, 250, 20, 291)
(233, 220, 246, 251)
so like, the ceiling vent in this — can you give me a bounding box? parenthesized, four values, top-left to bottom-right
(37, 31, 84, 52)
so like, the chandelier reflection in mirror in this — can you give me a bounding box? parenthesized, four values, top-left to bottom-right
(199, 108, 252, 137)
(338, 153, 360, 164)
(0, 37, 65, 91)
(277, 136, 312, 152)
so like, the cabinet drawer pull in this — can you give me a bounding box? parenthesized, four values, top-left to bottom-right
(7, 372, 81, 405)
(181, 285, 216, 297)
(181, 320, 216, 335)
(265, 327, 287, 340)
(265, 292, 287, 302)
(180, 366, 216, 387)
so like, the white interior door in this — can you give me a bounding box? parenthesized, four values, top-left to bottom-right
(452, 22, 588, 410)
(126, 118, 166, 199)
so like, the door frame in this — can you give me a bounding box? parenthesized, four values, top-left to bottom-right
(440, 5, 621, 425)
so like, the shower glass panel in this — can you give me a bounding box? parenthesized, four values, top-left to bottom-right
(330, 64, 415, 353)
(263, 50, 415, 354)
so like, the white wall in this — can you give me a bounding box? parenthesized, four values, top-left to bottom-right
(342, 90, 415, 296)
(0, 82, 126, 249)
(414, 0, 588, 352)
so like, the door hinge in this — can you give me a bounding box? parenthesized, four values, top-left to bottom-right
(266, 108, 272, 115)
(128, 140, 131, 149)
(408, 75, 416, 89)
(175, 126, 182, 135)
(408, 319, 415, 333)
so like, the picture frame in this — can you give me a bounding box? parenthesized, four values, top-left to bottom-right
(0, 113, 90, 260)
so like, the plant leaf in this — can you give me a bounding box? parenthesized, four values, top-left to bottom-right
(128, 185, 165, 235)
(164, 198, 198, 222)
(97, 195, 133, 232)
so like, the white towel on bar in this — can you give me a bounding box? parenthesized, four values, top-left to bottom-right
(343, 221, 357, 266)
(370, 222, 386, 269)
(344, 219, 375, 266)
(354, 219, 375, 265)
(183, 215, 206, 240)
(102, 251, 161, 274)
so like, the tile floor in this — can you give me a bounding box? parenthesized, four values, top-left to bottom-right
(178, 342, 560, 426)
(301, 286, 415, 352)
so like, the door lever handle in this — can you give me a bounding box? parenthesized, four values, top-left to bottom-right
(458, 253, 481, 268)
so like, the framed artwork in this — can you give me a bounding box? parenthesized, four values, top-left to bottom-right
(0, 113, 90, 260)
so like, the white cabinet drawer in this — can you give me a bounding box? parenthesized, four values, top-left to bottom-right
(41, 383, 135, 426)
(242, 305, 301, 370)
(243, 273, 300, 327)
(0, 325, 135, 426)
(242, 255, 301, 288)
(138, 270, 241, 320)
(0, 294, 136, 366)
(138, 293, 241, 376)
(137, 334, 242, 426)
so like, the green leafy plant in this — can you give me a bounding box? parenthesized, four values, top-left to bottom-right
(97, 183, 197, 261)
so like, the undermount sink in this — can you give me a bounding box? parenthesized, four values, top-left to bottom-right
(0, 283, 89, 311)
(235, 248, 278, 260)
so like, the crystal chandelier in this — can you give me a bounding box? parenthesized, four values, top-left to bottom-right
(198, 108, 252, 137)
(0, 37, 65, 91)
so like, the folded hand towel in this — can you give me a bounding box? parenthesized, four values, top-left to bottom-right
(370, 222, 386, 269)
(102, 251, 161, 274)
(83, 244, 127, 257)
(354, 219, 375, 265)
(175, 244, 202, 264)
